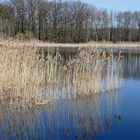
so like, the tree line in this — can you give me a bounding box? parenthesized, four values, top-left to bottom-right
(0, 0, 140, 43)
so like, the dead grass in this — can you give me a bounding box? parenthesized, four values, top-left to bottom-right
(0, 38, 122, 108)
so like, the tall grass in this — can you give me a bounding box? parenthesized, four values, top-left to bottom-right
(0, 39, 122, 108)
(45, 47, 122, 99)
(0, 40, 47, 108)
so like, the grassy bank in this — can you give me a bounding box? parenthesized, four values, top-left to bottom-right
(1, 38, 140, 49)
(0, 39, 122, 108)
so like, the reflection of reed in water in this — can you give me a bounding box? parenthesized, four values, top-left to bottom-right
(0, 90, 121, 140)
(123, 51, 140, 79)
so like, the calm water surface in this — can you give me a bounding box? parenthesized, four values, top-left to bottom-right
(0, 49, 140, 140)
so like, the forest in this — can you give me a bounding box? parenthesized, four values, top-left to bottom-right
(0, 0, 140, 43)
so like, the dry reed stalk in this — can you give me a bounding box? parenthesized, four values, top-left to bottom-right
(0, 39, 122, 108)
(0, 39, 47, 108)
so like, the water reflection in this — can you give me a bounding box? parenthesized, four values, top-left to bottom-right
(0, 47, 132, 140)
(0, 90, 121, 140)
(122, 51, 140, 79)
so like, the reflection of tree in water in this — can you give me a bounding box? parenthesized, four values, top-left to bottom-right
(0, 90, 122, 140)
(123, 52, 140, 79)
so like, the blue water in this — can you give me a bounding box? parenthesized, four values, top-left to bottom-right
(0, 51, 140, 140)
(96, 79, 140, 140)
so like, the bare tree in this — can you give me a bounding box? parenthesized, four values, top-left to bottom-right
(0, 0, 140, 42)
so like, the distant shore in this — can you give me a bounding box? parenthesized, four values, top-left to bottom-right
(1, 39, 140, 50)
(34, 42, 140, 48)
(21, 40, 140, 48)
(28, 41, 140, 52)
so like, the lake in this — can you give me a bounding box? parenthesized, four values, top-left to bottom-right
(0, 48, 140, 140)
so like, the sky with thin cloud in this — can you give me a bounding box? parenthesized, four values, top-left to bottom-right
(82, 0, 140, 11)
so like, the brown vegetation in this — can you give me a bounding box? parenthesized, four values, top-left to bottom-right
(0, 39, 122, 108)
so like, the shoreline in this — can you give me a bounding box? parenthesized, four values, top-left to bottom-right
(33, 42, 140, 53)
(1, 39, 140, 50)
(27, 41, 140, 49)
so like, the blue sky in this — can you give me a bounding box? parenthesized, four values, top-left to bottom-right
(82, 0, 140, 12)
(1, 0, 140, 12)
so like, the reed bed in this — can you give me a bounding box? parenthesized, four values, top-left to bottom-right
(0, 39, 122, 108)
(45, 47, 122, 99)
(0, 40, 47, 108)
